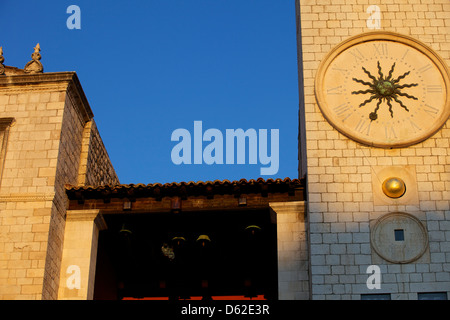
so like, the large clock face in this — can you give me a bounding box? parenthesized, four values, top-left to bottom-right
(315, 32, 450, 148)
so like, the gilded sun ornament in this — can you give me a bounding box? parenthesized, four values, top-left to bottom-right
(352, 61, 419, 121)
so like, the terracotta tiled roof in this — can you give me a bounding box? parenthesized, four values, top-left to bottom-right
(65, 177, 304, 201)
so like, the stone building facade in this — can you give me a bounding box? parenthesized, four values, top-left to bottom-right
(0, 0, 449, 300)
(297, 0, 450, 299)
(0, 65, 118, 299)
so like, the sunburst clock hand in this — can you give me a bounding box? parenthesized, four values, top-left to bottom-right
(352, 61, 418, 121)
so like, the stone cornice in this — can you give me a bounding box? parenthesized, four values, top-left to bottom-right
(0, 72, 73, 86)
(66, 209, 107, 230)
(0, 192, 55, 202)
(0, 72, 94, 122)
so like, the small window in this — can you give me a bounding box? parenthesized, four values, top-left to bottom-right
(418, 292, 447, 300)
(394, 229, 404, 241)
(361, 293, 391, 300)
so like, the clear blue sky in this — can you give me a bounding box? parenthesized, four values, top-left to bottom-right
(1, 0, 300, 185)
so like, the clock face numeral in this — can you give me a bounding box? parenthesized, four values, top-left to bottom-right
(373, 43, 388, 56)
(334, 103, 352, 121)
(423, 104, 439, 117)
(408, 119, 422, 133)
(349, 48, 365, 63)
(385, 126, 397, 140)
(418, 64, 433, 73)
(332, 67, 348, 75)
(426, 85, 442, 93)
(327, 86, 343, 95)
(355, 118, 371, 136)
(401, 49, 410, 60)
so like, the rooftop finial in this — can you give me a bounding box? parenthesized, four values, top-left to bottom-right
(24, 43, 43, 74)
(0, 46, 5, 75)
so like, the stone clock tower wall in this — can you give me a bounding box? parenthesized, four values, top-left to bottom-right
(297, 0, 450, 299)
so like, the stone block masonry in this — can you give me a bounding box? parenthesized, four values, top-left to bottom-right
(0, 70, 118, 299)
(297, 0, 450, 299)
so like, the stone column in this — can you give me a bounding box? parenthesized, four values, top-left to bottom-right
(57, 209, 106, 300)
(270, 201, 309, 300)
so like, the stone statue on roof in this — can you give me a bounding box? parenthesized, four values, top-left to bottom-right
(0, 47, 5, 75)
(24, 43, 44, 74)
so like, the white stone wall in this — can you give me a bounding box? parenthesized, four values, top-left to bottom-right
(270, 201, 309, 299)
(297, 0, 450, 299)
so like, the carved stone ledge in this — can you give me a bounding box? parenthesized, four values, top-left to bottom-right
(0, 192, 55, 202)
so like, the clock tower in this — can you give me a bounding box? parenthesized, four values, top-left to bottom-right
(297, 1, 450, 299)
